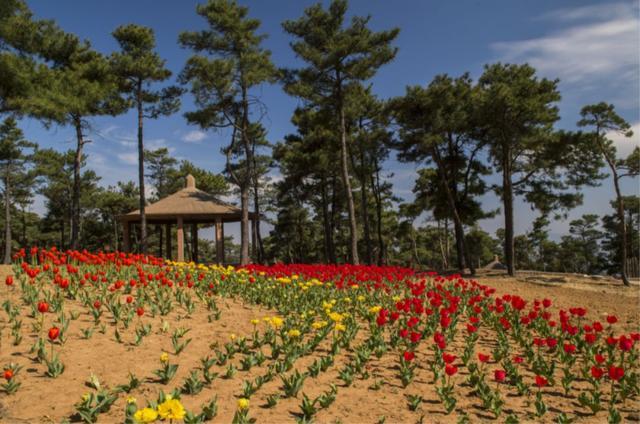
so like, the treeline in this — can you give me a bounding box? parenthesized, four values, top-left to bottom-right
(0, 0, 638, 282)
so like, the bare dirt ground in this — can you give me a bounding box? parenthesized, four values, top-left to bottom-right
(0, 265, 638, 424)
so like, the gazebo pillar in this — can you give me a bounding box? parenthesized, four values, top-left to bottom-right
(215, 218, 224, 265)
(165, 224, 171, 260)
(122, 221, 131, 253)
(191, 223, 198, 263)
(177, 217, 184, 262)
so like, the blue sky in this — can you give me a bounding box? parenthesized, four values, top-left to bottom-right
(19, 0, 640, 242)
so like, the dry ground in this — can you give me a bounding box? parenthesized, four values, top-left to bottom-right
(0, 265, 638, 424)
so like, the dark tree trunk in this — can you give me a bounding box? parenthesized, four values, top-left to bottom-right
(252, 177, 265, 263)
(336, 74, 359, 265)
(613, 172, 630, 285)
(320, 176, 333, 263)
(3, 173, 11, 264)
(371, 156, 385, 265)
(358, 146, 373, 265)
(239, 85, 251, 265)
(21, 204, 26, 248)
(137, 83, 147, 254)
(502, 154, 515, 276)
(431, 145, 470, 273)
(71, 116, 84, 250)
(329, 175, 338, 263)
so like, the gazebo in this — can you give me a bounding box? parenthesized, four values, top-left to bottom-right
(119, 174, 257, 264)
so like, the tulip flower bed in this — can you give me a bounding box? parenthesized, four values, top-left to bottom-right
(0, 248, 638, 423)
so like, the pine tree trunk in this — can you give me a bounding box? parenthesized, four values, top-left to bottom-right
(431, 146, 469, 273)
(371, 157, 385, 265)
(3, 174, 11, 264)
(320, 176, 332, 263)
(613, 175, 630, 285)
(71, 116, 84, 250)
(329, 176, 337, 263)
(137, 84, 147, 254)
(239, 85, 251, 266)
(358, 147, 373, 265)
(252, 176, 265, 263)
(336, 75, 359, 265)
(502, 155, 515, 276)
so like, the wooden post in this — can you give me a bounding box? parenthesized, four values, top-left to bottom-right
(157, 225, 163, 258)
(165, 224, 171, 260)
(177, 217, 184, 262)
(191, 223, 198, 263)
(215, 218, 224, 265)
(122, 221, 130, 253)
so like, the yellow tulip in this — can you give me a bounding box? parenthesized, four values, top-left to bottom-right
(237, 398, 250, 410)
(157, 398, 186, 420)
(133, 407, 159, 423)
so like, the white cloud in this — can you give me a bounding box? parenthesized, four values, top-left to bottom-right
(491, 2, 639, 107)
(608, 121, 640, 158)
(182, 130, 207, 143)
(117, 152, 138, 165)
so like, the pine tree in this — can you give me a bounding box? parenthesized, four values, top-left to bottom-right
(391, 74, 491, 274)
(282, 0, 399, 264)
(578, 103, 638, 285)
(0, 117, 36, 263)
(476, 63, 604, 276)
(179, 0, 277, 265)
(111, 24, 182, 254)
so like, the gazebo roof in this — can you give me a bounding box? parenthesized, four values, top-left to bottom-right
(120, 175, 254, 223)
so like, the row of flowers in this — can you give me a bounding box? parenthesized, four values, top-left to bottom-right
(3, 247, 638, 423)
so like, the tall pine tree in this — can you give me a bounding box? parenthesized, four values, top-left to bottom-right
(282, 0, 399, 265)
(111, 24, 182, 254)
(179, 0, 277, 265)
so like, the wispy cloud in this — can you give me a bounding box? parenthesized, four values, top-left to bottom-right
(117, 152, 138, 165)
(608, 121, 640, 158)
(492, 2, 639, 107)
(182, 130, 207, 143)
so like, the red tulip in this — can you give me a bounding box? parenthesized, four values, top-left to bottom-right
(5, 275, 13, 286)
(606, 315, 618, 325)
(93, 300, 101, 309)
(494, 369, 507, 382)
(594, 354, 606, 364)
(445, 364, 458, 376)
(591, 366, 604, 380)
(48, 326, 60, 341)
(126, 296, 133, 304)
(37, 301, 49, 314)
(442, 352, 456, 364)
(513, 355, 524, 364)
(136, 307, 144, 317)
(3, 369, 13, 380)
(619, 336, 633, 352)
(563, 343, 576, 354)
(608, 366, 624, 381)
(403, 351, 415, 362)
(535, 375, 548, 387)
(542, 298, 551, 308)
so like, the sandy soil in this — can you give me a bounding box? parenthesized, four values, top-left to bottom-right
(0, 265, 638, 424)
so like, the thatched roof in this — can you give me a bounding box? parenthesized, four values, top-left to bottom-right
(120, 175, 254, 223)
